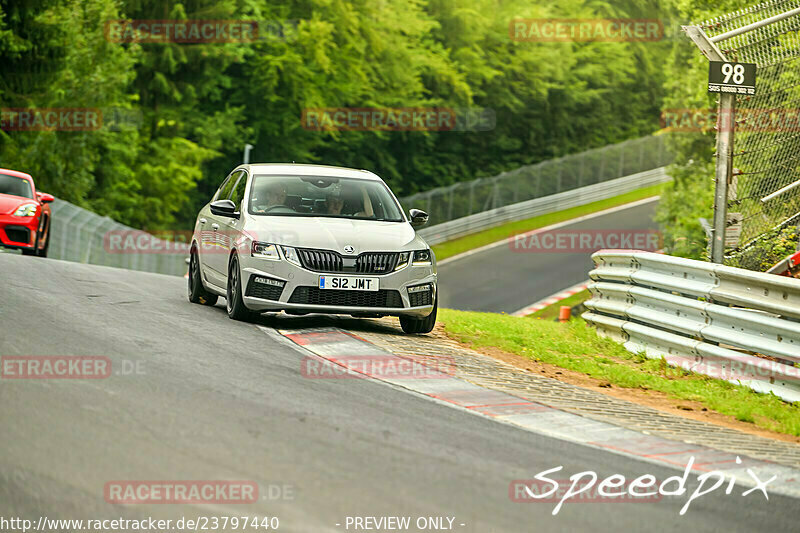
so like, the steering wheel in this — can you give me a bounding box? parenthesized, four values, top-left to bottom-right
(264, 205, 293, 213)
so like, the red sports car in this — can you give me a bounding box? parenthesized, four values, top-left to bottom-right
(0, 168, 53, 257)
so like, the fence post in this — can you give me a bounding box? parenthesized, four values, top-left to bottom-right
(683, 25, 733, 264)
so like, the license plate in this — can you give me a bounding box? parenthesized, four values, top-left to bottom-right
(318, 275, 379, 291)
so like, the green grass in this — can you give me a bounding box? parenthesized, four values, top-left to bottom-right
(431, 183, 666, 262)
(529, 289, 592, 320)
(439, 308, 800, 436)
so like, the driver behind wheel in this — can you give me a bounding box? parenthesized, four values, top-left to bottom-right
(253, 182, 288, 213)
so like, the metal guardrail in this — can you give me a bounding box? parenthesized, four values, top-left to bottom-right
(30, 159, 669, 275)
(418, 167, 670, 245)
(583, 251, 800, 402)
(400, 134, 673, 228)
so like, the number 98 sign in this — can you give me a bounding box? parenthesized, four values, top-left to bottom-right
(708, 61, 756, 95)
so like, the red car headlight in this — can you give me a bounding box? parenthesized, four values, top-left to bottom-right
(12, 204, 37, 217)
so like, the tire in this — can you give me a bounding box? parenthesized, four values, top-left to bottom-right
(36, 222, 49, 258)
(21, 229, 37, 256)
(400, 294, 437, 334)
(188, 248, 218, 306)
(226, 255, 255, 321)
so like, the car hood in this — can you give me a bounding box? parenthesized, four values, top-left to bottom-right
(0, 193, 34, 215)
(242, 215, 426, 253)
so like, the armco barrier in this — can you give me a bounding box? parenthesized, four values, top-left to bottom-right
(418, 168, 670, 245)
(583, 250, 800, 402)
(400, 134, 673, 228)
(25, 151, 670, 276)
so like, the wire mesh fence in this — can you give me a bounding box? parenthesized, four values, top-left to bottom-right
(3, 134, 673, 276)
(47, 200, 188, 276)
(699, 0, 800, 269)
(398, 135, 673, 226)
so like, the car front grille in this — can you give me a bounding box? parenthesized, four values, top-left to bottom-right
(288, 286, 403, 308)
(297, 248, 400, 275)
(4, 226, 30, 245)
(298, 249, 343, 272)
(355, 252, 399, 274)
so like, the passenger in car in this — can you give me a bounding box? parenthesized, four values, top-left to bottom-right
(326, 192, 345, 215)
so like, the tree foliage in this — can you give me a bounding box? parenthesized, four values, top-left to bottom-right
(1, 0, 676, 230)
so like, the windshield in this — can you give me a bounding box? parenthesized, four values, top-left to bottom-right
(0, 173, 34, 199)
(248, 174, 405, 222)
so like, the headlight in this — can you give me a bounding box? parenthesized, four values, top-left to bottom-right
(281, 246, 302, 266)
(412, 249, 432, 265)
(252, 242, 280, 260)
(12, 204, 37, 217)
(394, 252, 410, 271)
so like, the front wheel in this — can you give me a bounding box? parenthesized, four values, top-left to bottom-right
(36, 224, 49, 258)
(188, 248, 218, 306)
(227, 255, 256, 321)
(400, 295, 437, 334)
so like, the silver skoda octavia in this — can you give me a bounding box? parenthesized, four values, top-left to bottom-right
(188, 164, 437, 333)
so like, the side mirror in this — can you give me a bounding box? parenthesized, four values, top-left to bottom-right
(37, 192, 55, 204)
(409, 208, 429, 228)
(210, 199, 239, 218)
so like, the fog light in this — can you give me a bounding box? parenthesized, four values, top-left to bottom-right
(253, 276, 285, 287)
(408, 284, 431, 294)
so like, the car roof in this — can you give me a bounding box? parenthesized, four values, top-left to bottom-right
(0, 168, 34, 182)
(240, 164, 383, 182)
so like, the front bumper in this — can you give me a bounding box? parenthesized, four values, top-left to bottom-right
(238, 253, 437, 318)
(0, 214, 38, 250)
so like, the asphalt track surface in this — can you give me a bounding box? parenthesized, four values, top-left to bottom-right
(1, 253, 798, 532)
(438, 199, 659, 313)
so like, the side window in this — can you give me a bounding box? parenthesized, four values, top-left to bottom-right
(229, 172, 248, 211)
(213, 174, 232, 202)
(215, 171, 241, 201)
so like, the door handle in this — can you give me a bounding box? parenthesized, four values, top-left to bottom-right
(199, 218, 207, 224)
(211, 223, 220, 231)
